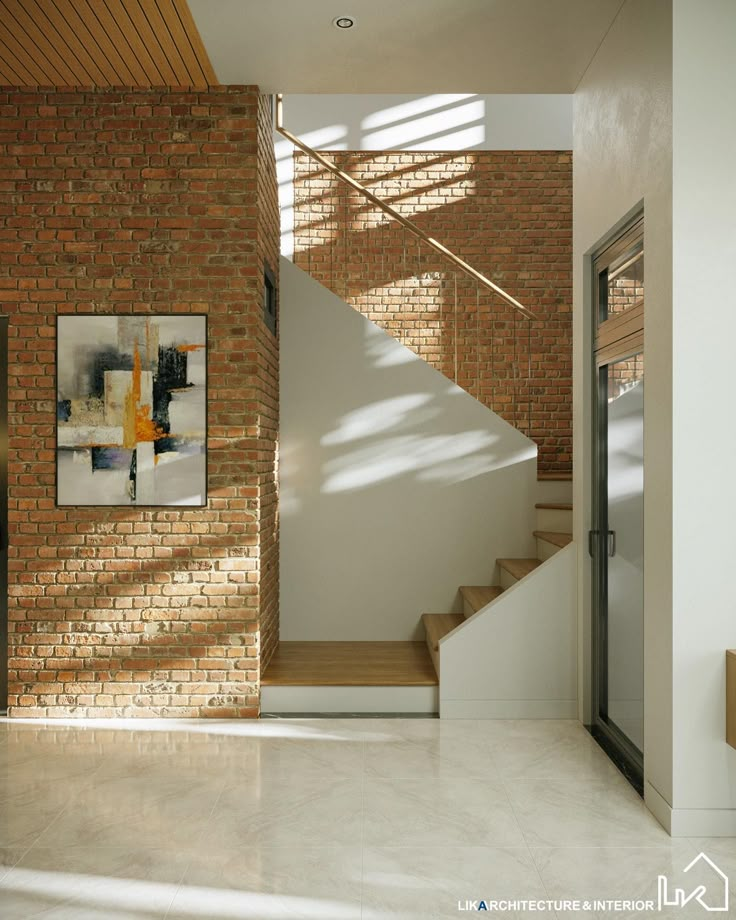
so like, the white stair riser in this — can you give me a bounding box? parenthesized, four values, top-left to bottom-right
(261, 685, 438, 714)
(499, 567, 518, 590)
(535, 508, 572, 533)
(536, 536, 562, 562)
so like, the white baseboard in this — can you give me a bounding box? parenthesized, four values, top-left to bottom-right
(645, 781, 736, 836)
(670, 808, 736, 837)
(440, 698, 578, 719)
(644, 781, 672, 834)
(261, 685, 438, 714)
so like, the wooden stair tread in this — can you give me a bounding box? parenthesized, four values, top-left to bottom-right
(422, 613, 464, 650)
(459, 585, 504, 613)
(533, 530, 573, 548)
(262, 641, 438, 686)
(497, 557, 542, 581)
(535, 502, 572, 511)
(537, 472, 572, 481)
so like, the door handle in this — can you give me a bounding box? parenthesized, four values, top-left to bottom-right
(589, 529, 616, 557)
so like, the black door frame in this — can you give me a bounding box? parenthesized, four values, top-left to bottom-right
(590, 217, 645, 788)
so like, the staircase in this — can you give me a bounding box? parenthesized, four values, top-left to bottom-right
(422, 502, 572, 679)
(270, 111, 576, 718)
(266, 258, 578, 717)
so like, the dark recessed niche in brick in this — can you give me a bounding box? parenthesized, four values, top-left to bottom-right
(263, 261, 277, 335)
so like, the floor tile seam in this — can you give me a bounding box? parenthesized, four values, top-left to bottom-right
(496, 774, 640, 797)
(487, 754, 530, 850)
(157, 783, 227, 920)
(497, 786, 555, 905)
(254, 843, 541, 849)
(179, 842, 697, 850)
(18, 797, 73, 852)
(161, 862, 190, 920)
(169, 775, 229, 884)
(4, 850, 192, 918)
(0, 838, 37, 886)
(360, 736, 366, 920)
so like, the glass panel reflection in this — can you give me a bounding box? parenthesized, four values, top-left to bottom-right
(607, 244, 644, 320)
(604, 353, 644, 751)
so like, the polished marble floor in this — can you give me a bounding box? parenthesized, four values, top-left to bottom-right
(0, 716, 733, 919)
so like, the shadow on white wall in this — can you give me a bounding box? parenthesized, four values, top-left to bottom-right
(276, 94, 487, 257)
(280, 258, 537, 641)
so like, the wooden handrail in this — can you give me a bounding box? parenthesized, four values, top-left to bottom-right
(275, 94, 535, 321)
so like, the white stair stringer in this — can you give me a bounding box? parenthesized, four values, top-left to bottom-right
(280, 257, 538, 646)
(439, 543, 577, 718)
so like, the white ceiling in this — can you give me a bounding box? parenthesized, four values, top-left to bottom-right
(188, 0, 626, 93)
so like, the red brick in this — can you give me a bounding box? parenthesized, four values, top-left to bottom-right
(293, 150, 572, 474)
(3, 88, 279, 718)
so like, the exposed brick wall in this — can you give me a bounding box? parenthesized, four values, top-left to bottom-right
(0, 86, 279, 717)
(255, 94, 279, 672)
(293, 151, 572, 474)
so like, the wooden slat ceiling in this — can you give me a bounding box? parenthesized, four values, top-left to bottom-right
(0, 0, 217, 86)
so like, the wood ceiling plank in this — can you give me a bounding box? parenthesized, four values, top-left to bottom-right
(0, 4, 57, 83)
(0, 0, 217, 87)
(153, 0, 206, 85)
(39, 0, 114, 85)
(105, 0, 164, 86)
(172, 0, 216, 84)
(0, 45, 25, 84)
(139, 0, 192, 86)
(0, 35, 39, 84)
(120, 0, 178, 86)
(2, 0, 78, 83)
(78, 0, 143, 84)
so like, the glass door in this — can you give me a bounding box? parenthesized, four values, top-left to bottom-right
(591, 219, 644, 782)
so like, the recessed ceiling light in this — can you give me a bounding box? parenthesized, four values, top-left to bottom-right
(333, 15, 356, 29)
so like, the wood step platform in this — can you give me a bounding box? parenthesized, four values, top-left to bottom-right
(535, 502, 572, 511)
(262, 641, 438, 686)
(459, 585, 504, 614)
(497, 557, 543, 581)
(421, 613, 464, 650)
(533, 530, 573, 548)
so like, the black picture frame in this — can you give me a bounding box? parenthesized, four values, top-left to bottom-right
(55, 313, 209, 508)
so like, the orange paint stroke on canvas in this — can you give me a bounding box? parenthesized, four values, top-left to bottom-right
(177, 343, 205, 352)
(136, 403, 166, 442)
(124, 341, 166, 446)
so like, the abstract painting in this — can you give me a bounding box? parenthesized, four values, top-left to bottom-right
(57, 315, 207, 506)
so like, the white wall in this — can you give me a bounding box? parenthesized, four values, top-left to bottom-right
(669, 0, 736, 835)
(277, 93, 572, 257)
(281, 94, 573, 150)
(440, 544, 577, 719)
(575, 0, 736, 836)
(572, 0, 672, 806)
(280, 257, 537, 641)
